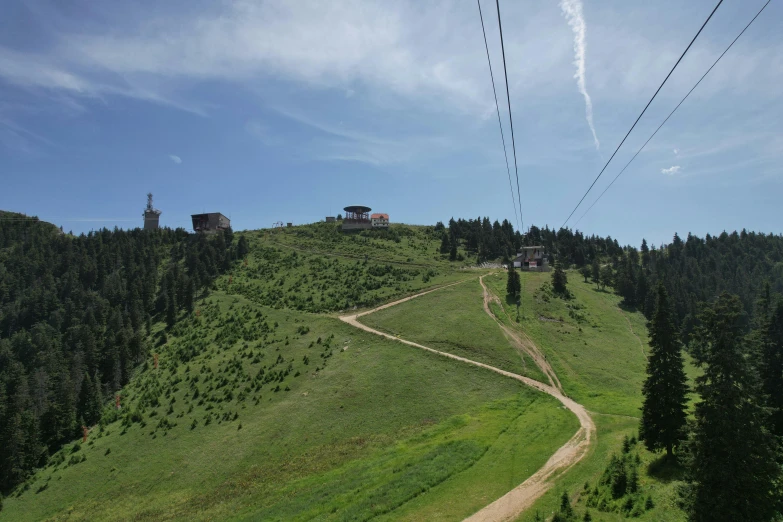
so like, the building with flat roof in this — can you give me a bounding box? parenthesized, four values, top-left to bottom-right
(513, 246, 550, 271)
(191, 213, 230, 234)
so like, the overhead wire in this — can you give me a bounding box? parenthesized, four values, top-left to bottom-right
(494, 0, 524, 233)
(476, 0, 521, 233)
(560, 0, 725, 230)
(574, 0, 772, 227)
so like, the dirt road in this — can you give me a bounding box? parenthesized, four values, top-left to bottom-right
(478, 275, 564, 394)
(339, 276, 595, 522)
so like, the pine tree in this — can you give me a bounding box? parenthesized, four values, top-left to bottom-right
(591, 258, 600, 288)
(223, 226, 234, 246)
(579, 265, 591, 283)
(636, 270, 649, 313)
(600, 265, 613, 291)
(166, 292, 177, 329)
(684, 293, 781, 522)
(506, 267, 521, 297)
(559, 490, 574, 518)
(184, 280, 195, 313)
(552, 261, 569, 297)
(440, 232, 450, 254)
(640, 283, 688, 457)
(237, 235, 249, 258)
(449, 235, 457, 261)
(760, 299, 783, 437)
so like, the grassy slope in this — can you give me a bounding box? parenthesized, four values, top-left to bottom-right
(257, 222, 468, 268)
(477, 271, 695, 522)
(484, 271, 647, 417)
(2, 225, 698, 522)
(225, 224, 470, 315)
(362, 266, 695, 521)
(359, 278, 548, 382)
(2, 226, 574, 522)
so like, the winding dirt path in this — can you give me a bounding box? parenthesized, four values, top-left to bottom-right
(619, 308, 647, 360)
(478, 275, 564, 394)
(339, 276, 595, 522)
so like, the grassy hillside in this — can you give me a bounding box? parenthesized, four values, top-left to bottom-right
(222, 224, 474, 315)
(483, 271, 648, 417)
(360, 278, 548, 382)
(359, 267, 696, 521)
(478, 271, 695, 521)
(1, 227, 576, 521)
(0, 224, 698, 521)
(254, 222, 465, 268)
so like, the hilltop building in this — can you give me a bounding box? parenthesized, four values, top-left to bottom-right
(513, 246, 549, 271)
(341, 205, 372, 230)
(143, 193, 161, 230)
(371, 213, 389, 228)
(191, 213, 230, 234)
(325, 216, 336, 223)
(341, 206, 391, 231)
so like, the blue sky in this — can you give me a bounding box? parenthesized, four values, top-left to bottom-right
(1, 0, 780, 247)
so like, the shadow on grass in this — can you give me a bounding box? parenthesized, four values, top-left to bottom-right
(647, 453, 686, 483)
(505, 294, 519, 307)
(617, 302, 639, 313)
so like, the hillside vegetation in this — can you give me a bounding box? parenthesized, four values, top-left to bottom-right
(2, 219, 780, 521)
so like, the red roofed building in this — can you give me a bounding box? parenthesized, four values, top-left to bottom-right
(371, 213, 389, 228)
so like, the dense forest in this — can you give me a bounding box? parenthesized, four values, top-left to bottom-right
(443, 217, 783, 341)
(0, 213, 242, 491)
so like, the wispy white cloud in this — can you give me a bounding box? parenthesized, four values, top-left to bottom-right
(245, 120, 280, 146)
(168, 154, 182, 164)
(673, 148, 679, 156)
(559, 0, 599, 150)
(274, 105, 454, 167)
(661, 165, 681, 175)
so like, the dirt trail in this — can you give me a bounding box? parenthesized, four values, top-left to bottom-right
(619, 308, 647, 360)
(339, 277, 595, 522)
(478, 275, 564, 394)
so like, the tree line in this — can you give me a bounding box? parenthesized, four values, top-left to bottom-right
(0, 215, 242, 492)
(640, 282, 782, 521)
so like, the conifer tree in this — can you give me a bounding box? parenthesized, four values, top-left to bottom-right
(507, 266, 521, 297)
(166, 292, 177, 329)
(237, 235, 249, 258)
(552, 261, 569, 296)
(591, 258, 600, 288)
(600, 265, 613, 291)
(760, 299, 783, 437)
(640, 283, 688, 457)
(684, 293, 781, 522)
(579, 265, 591, 283)
(440, 232, 450, 254)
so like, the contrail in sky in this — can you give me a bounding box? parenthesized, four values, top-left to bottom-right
(559, 0, 600, 150)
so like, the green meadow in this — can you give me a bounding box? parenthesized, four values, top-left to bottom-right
(2, 290, 574, 521)
(359, 278, 548, 382)
(1, 226, 699, 522)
